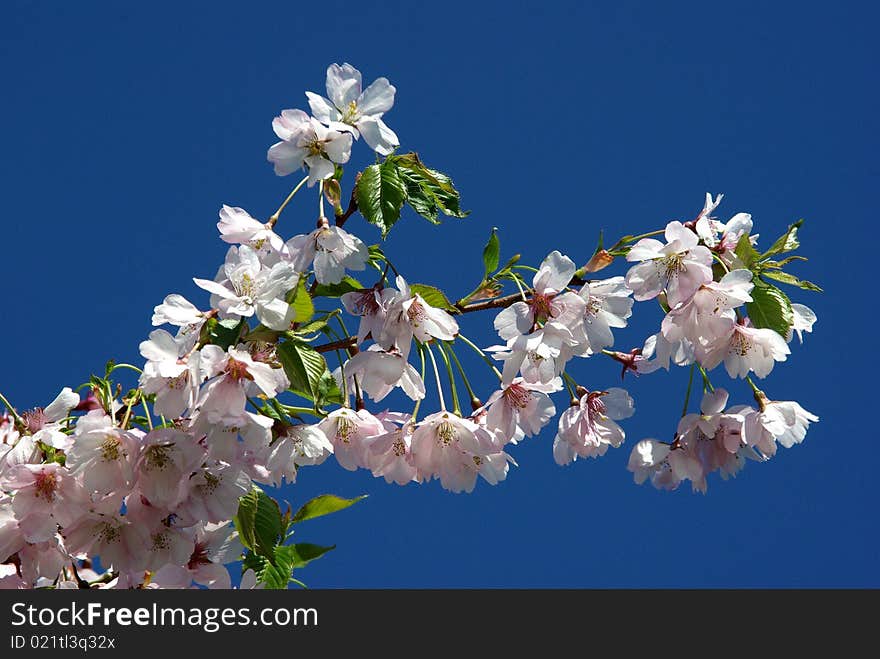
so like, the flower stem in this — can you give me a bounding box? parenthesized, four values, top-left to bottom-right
(107, 363, 144, 376)
(681, 363, 696, 417)
(0, 390, 23, 426)
(698, 365, 715, 392)
(425, 342, 446, 412)
(442, 341, 480, 407)
(456, 334, 502, 381)
(412, 343, 427, 422)
(436, 342, 463, 415)
(608, 228, 666, 254)
(268, 175, 309, 226)
(318, 179, 325, 219)
(562, 372, 578, 402)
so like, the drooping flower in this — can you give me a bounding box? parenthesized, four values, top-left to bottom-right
(702, 318, 790, 379)
(788, 303, 817, 343)
(318, 408, 385, 472)
(217, 205, 284, 254)
(410, 411, 502, 493)
(194, 245, 298, 331)
(267, 109, 353, 183)
(17, 388, 80, 451)
(484, 377, 560, 445)
(341, 285, 399, 345)
(553, 388, 634, 465)
(151, 294, 209, 350)
(265, 423, 334, 486)
(739, 395, 819, 458)
(624, 221, 713, 307)
(366, 412, 418, 486)
(487, 330, 565, 385)
(380, 276, 459, 354)
(576, 276, 634, 354)
(306, 63, 400, 155)
(334, 346, 425, 403)
(283, 217, 368, 285)
(660, 269, 754, 362)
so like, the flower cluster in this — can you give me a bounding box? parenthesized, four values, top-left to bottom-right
(0, 66, 820, 589)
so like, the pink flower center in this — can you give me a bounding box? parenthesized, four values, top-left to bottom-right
(34, 470, 59, 501)
(226, 358, 253, 382)
(529, 293, 554, 324)
(503, 384, 532, 409)
(21, 408, 47, 434)
(187, 542, 212, 569)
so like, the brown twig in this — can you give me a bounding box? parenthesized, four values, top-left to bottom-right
(334, 178, 359, 228)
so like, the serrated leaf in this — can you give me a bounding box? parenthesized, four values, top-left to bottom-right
(253, 490, 283, 559)
(762, 255, 808, 269)
(409, 283, 458, 313)
(277, 341, 330, 403)
(233, 489, 259, 551)
(734, 234, 761, 269)
(286, 278, 314, 323)
(234, 489, 283, 560)
(291, 494, 367, 524)
(761, 270, 823, 292)
(356, 161, 406, 237)
(761, 219, 803, 258)
(747, 278, 794, 337)
(281, 543, 336, 569)
(312, 276, 363, 298)
(482, 227, 500, 278)
(201, 317, 246, 350)
(392, 152, 469, 221)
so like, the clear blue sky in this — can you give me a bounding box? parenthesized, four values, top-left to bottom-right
(1, 1, 875, 587)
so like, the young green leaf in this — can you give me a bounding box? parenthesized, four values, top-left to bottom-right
(277, 341, 331, 402)
(409, 283, 458, 313)
(312, 276, 363, 298)
(392, 152, 469, 222)
(233, 489, 259, 551)
(287, 278, 315, 323)
(234, 489, 283, 560)
(291, 494, 367, 524)
(280, 543, 336, 569)
(734, 234, 761, 270)
(356, 161, 406, 237)
(761, 219, 803, 258)
(746, 278, 795, 336)
(482, 227, 500, 279)
(761, 270, 823, 292)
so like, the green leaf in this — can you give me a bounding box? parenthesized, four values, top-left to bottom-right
(200, 317, 246, 350)
(761, 270, 823, 292)
(291, 494, 367, 524)
(762, 255, 808, 269)
(312, 276, 363, 298)
(392, 153, 469, 222)
(279, 543, 336, 569)
(482, 227, 500, 279)
(356, 161, 406, 237)
(253, 491, 283, 559)
(746, 278, 794, 337)
(409, 283, 458, 313)
(734, 234, 761, 270)
(234, 489, 283, 560)
(258, 547, 294, 590)
(287, 278, 314, 323)
(233, 489, 259, 551)
(277, 341, 330, 403)
(761, 219, 803, 258)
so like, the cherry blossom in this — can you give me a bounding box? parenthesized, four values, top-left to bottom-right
(284, 216, 368, 285)
(553, 388, 634, 466)
(625, 221, 713, 307)
(306, 63, 400, 155)
(267, 109, 353, 183)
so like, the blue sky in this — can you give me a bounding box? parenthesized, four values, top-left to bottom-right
(1, 1, 876, 587)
